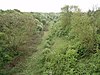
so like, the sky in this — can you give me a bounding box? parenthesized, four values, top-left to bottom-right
(0, 0, 100, 12)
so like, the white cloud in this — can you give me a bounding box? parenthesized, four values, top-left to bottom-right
(0, 0, 100, 12)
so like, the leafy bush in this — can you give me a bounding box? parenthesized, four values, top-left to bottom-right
(34, 6, 100, 75)
(0, 10, 36, 69)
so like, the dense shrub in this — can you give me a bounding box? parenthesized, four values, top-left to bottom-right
(34, 6, 100, 75)
(0, 10, 36, 69)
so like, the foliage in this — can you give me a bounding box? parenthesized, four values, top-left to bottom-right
(0, 10, 36, 70)
(0, 6, 100, 75)
(34, 5, 100, 75)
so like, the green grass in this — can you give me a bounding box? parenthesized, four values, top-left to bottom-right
(13, 25, 52, 75)
(52, 37, 67, 50)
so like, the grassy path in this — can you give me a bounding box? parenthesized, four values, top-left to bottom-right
(12, 25, 51, 75)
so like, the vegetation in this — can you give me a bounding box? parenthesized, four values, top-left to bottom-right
(33, 5, 100, 75)
(0, 5, 100, 75)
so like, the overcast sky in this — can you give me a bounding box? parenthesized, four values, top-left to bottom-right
(0, 0, 100, 12)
